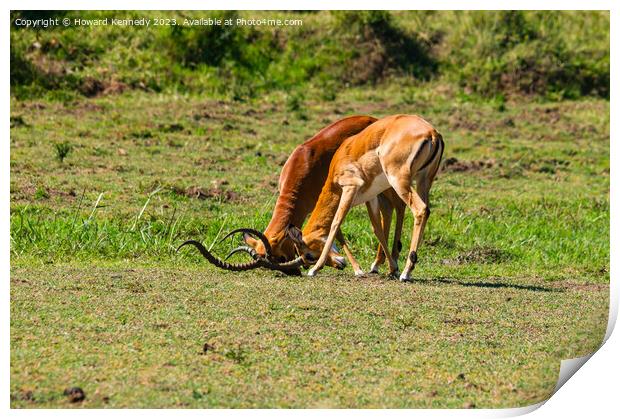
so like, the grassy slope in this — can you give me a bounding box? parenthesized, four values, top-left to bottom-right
(9, 81, 609, 407)
(11, 11, 609, 100)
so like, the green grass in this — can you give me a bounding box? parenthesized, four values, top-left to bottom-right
(11, 11, 609, 100)
(10, 80, 609, 407)
(10, 266, 608, 408)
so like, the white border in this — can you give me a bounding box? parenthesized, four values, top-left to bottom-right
(3, 1, 617, 418)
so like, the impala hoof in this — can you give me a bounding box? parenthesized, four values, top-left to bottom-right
(354, 269, 365, 277)
(333, 256, 347, 270)
(369, 262, 380, 274)
(389, 270, 401, 280)
(399, 272, 412, 282)
(307, 267, 318, 277)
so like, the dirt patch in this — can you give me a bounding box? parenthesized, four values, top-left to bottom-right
(558, 282, 609, 292)
(28, 52, 68, 80)
(442, 246, 511, 265)
(524, 106, 562, 124)
(192, 101, 234, 121)
(179, 183, 241, 203)
(11, 183, 78, 202)
(79, 77, 106, 97)
(80, 77, 128, 97)
(531, 158, 570, 174)
(64, 387, 86, 403)
(341, 19, 436, 86)
(443, 318, 492, 326)
(11, 389, 35, 402)
(202, 343, 216, 354)
(78, 102, 105, 113)
(193, 111, 213, 121)
(441, 157, 497, 173)
(20, 102, 47, 111)
(353, 101, 391, 117)
(103, 79, 128, 95)
(448, 112, 481, 131)
(347, 40, 390, 85)
(159, 123, 185, 133)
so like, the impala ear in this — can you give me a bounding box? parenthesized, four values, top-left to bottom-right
(286, 224, 304, 245)
(243, 233, 258, 248)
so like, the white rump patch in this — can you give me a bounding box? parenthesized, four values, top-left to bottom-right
(352, 173, 389, 206)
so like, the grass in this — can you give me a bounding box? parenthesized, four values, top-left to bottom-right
(9, 79, 609, 407)
(54, 141, 73, 163)
(10, 83, 610, 280)
(10, 8, 610, 408)
(10, 11, 609, 101)
(10, 266, 608, 408)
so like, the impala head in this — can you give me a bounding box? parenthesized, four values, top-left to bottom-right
(242, 230, 297, 264)
(285, 225, 347, 270)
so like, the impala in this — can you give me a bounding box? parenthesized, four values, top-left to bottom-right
(179, 115, 405, 275)
(285, 114, 444, 281)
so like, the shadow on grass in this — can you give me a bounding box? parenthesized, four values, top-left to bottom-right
(413, 277, 561, 293)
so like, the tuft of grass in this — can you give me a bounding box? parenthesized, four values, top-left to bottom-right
(54, 141, 73, 163)
(222, 345, 249, 366)
(33, 187, 49, 200)
(286, 91, 307, 119)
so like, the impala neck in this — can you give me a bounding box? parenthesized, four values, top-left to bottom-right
(263, 187, 305, 240)
(302, 181, 341, 240)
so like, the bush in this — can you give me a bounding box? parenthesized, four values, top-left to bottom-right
(443, 11, 609, 98)
(54, 141, 73, 163)
(331, 11, 436, 84)
(167, 11, 244, 68)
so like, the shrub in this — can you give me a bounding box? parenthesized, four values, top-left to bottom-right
(167, 11, 244, 68)
(54, 141, 73, 163)
(331, 11, 436, 84)
(442, 11, 609, 98)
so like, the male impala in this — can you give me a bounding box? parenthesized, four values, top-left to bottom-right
(286, 114, 444, 281)
(179, 115, 405, 275)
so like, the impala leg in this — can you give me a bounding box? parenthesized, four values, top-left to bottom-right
(367, 198, 399, 277)
(307, 185, 359, 277)
(336, 229, 364, 276)
(396, 135, 443, 281)
(391, 198, 406, 263)
(395, 175, 431, 282)
(370, 195, 392, 273)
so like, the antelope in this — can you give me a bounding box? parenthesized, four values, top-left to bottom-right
(285, 114, 444, 281)
(179, 115, 405, 276)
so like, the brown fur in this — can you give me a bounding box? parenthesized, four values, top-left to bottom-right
(289, 114, 444, 280)
(246, 116, 376, 259)
(244, 115, 405, 272)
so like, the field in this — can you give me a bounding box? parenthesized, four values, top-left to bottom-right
(10, 10, 609, 408)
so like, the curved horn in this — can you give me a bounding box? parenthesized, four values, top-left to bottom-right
(225, 246, 259, 261)
(265, 255, 305, 269)
(218, 228, 273, 255)
(177, 240, 262, 271)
